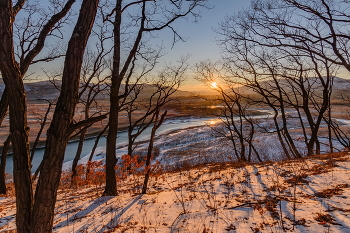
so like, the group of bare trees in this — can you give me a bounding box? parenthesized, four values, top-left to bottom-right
(196, 0, 350, 161)
(0, 0, 206, 232)
(4, 0, 350, 231)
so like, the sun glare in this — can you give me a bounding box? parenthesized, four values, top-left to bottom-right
(211, 82, 218, 89)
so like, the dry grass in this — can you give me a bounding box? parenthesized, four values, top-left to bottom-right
(1, 151, 350, 232)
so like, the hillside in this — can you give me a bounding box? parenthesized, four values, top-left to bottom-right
(0, 79, 192, 103)
(228, 76, 350, 100)
(1, 152, 350, 232)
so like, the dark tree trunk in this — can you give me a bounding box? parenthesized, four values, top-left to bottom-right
(0, 88, 9, 126)
(0, 88, 10, 195)
(104, 0, 146, 196)
(6, 72, 32, 233)
(0, 0, 75, 231)
(30, 102, 52, 162)
(127, 131, 133, 156)
(0, 3, 32, 231)
(86, 124, 108, 179)
(89, 124, 108, 162)
(274, 113, 292, 160)
(0, 20, 33, 233)
(315, 139, 321, 155)
(142, 110, 166, 194)
(103, 0, 123, 196)
(30, 1, 99, 232)
(71, 128, 87, 185)
(0, 135, 10, 195)
(104, 91, 119, 196)
(327, 116, 334, 153)
(304, 98, 328, 156)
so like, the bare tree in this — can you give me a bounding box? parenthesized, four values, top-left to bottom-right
(0, 88, 9, 127)
(0, 135, 10, 195)
(141, 109, 167, 194)
(0, 1, 75, 231)
(30, 99, 53, 163)
(322, 92, 350, 150)
(85, 123, 109, 179)
(0, 87, 10, 194)
(219, 0, 350, 72)
(30, 1, 103, 231)
(216, 1, 339, 156)
(70, 42, 110, 185)
(103, 0, 208, 196)
(196, 61, 262, 162)
(125, 59, 186, 158)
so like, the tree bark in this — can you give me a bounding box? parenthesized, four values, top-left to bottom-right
(71, 128, 87, 185)
(0, 88, 10, 195)
(0, 0, 76, 231)
(142, 110, 166, 194)
(0, 2, 32, 231)
(0, 135, 10, 195)
(30, 102, 52, 162)
(30, 0, 99, 232)
(104, 0, 148, 196)
(86, 124, 108, 179)
(0, 88, 9, 127)
(103, 0, 123, 196)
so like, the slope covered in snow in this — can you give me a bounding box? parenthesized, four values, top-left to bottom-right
(1, 152, 350, 232)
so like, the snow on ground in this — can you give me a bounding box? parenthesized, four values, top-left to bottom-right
(1, 115, 350, 232)
(62, 112, 348, 175)
(1, 152, 350, 232)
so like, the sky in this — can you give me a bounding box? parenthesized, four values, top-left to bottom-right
(157, 0, 251, 91)
(22, 0, 350, 92)
(25, 0, 251, 92)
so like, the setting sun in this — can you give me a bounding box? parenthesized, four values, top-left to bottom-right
(211, 82, 218, 89)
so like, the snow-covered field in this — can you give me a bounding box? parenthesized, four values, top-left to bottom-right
(1, 116, 350, 232)
(76, 115, 347, 172)
(1, 152, 350, 232)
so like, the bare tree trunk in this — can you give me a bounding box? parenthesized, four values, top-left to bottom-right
(30, 1, 99, 232)
(127, 129, 134, 156)
(1, 69, 32, 233)
(90, 124, 108, 162)
(142, 110, 166, 194)
(71, 128, 87, 185)
(273, 111, 292, 159)
(104, 0, 200, 196)
(104, 89, 119, 195)
(0, 4, 33, 227)
(315, 139, 321, 155)
(104, 0, 122, 196)
(0, 0, 76, 231)
(0, 135, 10, 195)
(0, 88, 10, 195)
(327, 115, 334, 153)
(30, 101, 52, 162)
(32, 160, 42, 181)
(0, 88, 9, 126)
(86, 124, 108, 179)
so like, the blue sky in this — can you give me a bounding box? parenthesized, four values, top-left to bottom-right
(160, 0, 250, 62)
(157, 0, 251, 90)
(26, 0, 251, 91)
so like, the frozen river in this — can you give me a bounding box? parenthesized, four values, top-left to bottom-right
(5, 117, 219, 173)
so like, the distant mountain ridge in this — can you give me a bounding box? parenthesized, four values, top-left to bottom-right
(230, 76, 350, 97)
(0, 79, 192, 102)
(0, 77, 349, 100)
